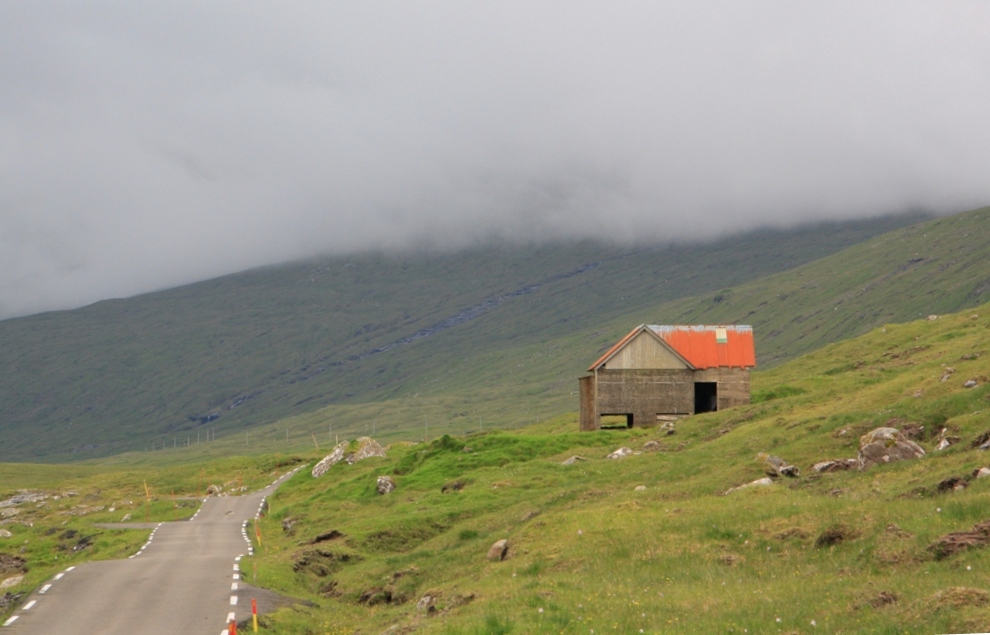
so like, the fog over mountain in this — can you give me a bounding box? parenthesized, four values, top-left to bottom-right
(1, 3, 988, 318)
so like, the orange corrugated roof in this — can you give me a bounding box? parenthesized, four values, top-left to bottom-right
(589, 324, 755, 371)
(650, 325, 755, 369)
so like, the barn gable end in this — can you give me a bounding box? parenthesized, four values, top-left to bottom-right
(599, 328, 690, 370)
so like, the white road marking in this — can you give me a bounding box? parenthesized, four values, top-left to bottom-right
(23, 601, 36, 611)
(227, 611, 236, 622)
(65, 566, 75, 572)
(233, 573, 240, 580)
(54, 573, 64, 580)
(39, 584, 52, 594)
(231, 582, 238, 590)
(3, 616, 18, 626)
(233, 564, 239, 572)
(230, 595, 238, 605)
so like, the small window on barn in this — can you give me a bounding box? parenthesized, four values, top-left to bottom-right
(715, 327, 728, 344)
(600, 414, 632, 429)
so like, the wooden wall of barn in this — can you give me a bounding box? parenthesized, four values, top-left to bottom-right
(579, 367, 751, 430)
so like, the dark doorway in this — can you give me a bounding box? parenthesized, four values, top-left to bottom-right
(694, 382, 718, 413)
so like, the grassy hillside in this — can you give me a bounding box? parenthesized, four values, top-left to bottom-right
(0, 214, 924, 461)
(229, 302, 990, 634)
(4, 302, 990, 632)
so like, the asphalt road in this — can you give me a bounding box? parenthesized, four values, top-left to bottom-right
(3, 467, 303, 635)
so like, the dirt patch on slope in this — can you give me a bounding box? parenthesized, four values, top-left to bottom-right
(928, 520, 990, 560)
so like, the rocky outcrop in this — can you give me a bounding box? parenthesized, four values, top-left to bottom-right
(312, 442, 350, 477)
(606, 447, 635, 460)
(376, 476, 396, 495)
(486, 539, 509, 561)
(0, 575, 23, 590)
(760, 454, 800, 478)
(935, 428, 960, 451)
(0, 492, 47, 508)
(312, 438, 389, 478)
(725, 477, 774, 495)
(858, 427, 926, 470)
(0, 591, 24, 613)
(561, 455, 586, 465)
(811, 459, 858, 473)
(347, 438, 387, 464)
(972, 431, 990, 451)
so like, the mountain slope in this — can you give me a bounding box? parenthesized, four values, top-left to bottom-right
(260, 205, 990, 455)
(0, 214, 922, 461)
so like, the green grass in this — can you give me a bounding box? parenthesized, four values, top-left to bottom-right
(219, 301, 990, 634)
(0, 213, 928, 461)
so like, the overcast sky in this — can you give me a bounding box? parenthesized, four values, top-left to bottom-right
(1, 3, 988, 319)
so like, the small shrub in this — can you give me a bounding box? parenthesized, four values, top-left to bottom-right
(752, 385, 807, 403)
(480, 613, 514, 635)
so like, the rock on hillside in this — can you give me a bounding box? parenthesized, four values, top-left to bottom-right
(312, 438, 387, 477)
(859, 427, 926, 470)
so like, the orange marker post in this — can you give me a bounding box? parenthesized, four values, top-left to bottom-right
(255, 519, 262, 546)
(229, 617, 237, 634)
(251, 598, 258, 633)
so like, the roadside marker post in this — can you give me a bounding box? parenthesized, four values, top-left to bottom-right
(252, 598, 258, 632)
(229, 617, 237, 634)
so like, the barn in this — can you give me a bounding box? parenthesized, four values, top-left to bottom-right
(578, 324, 755, 431)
